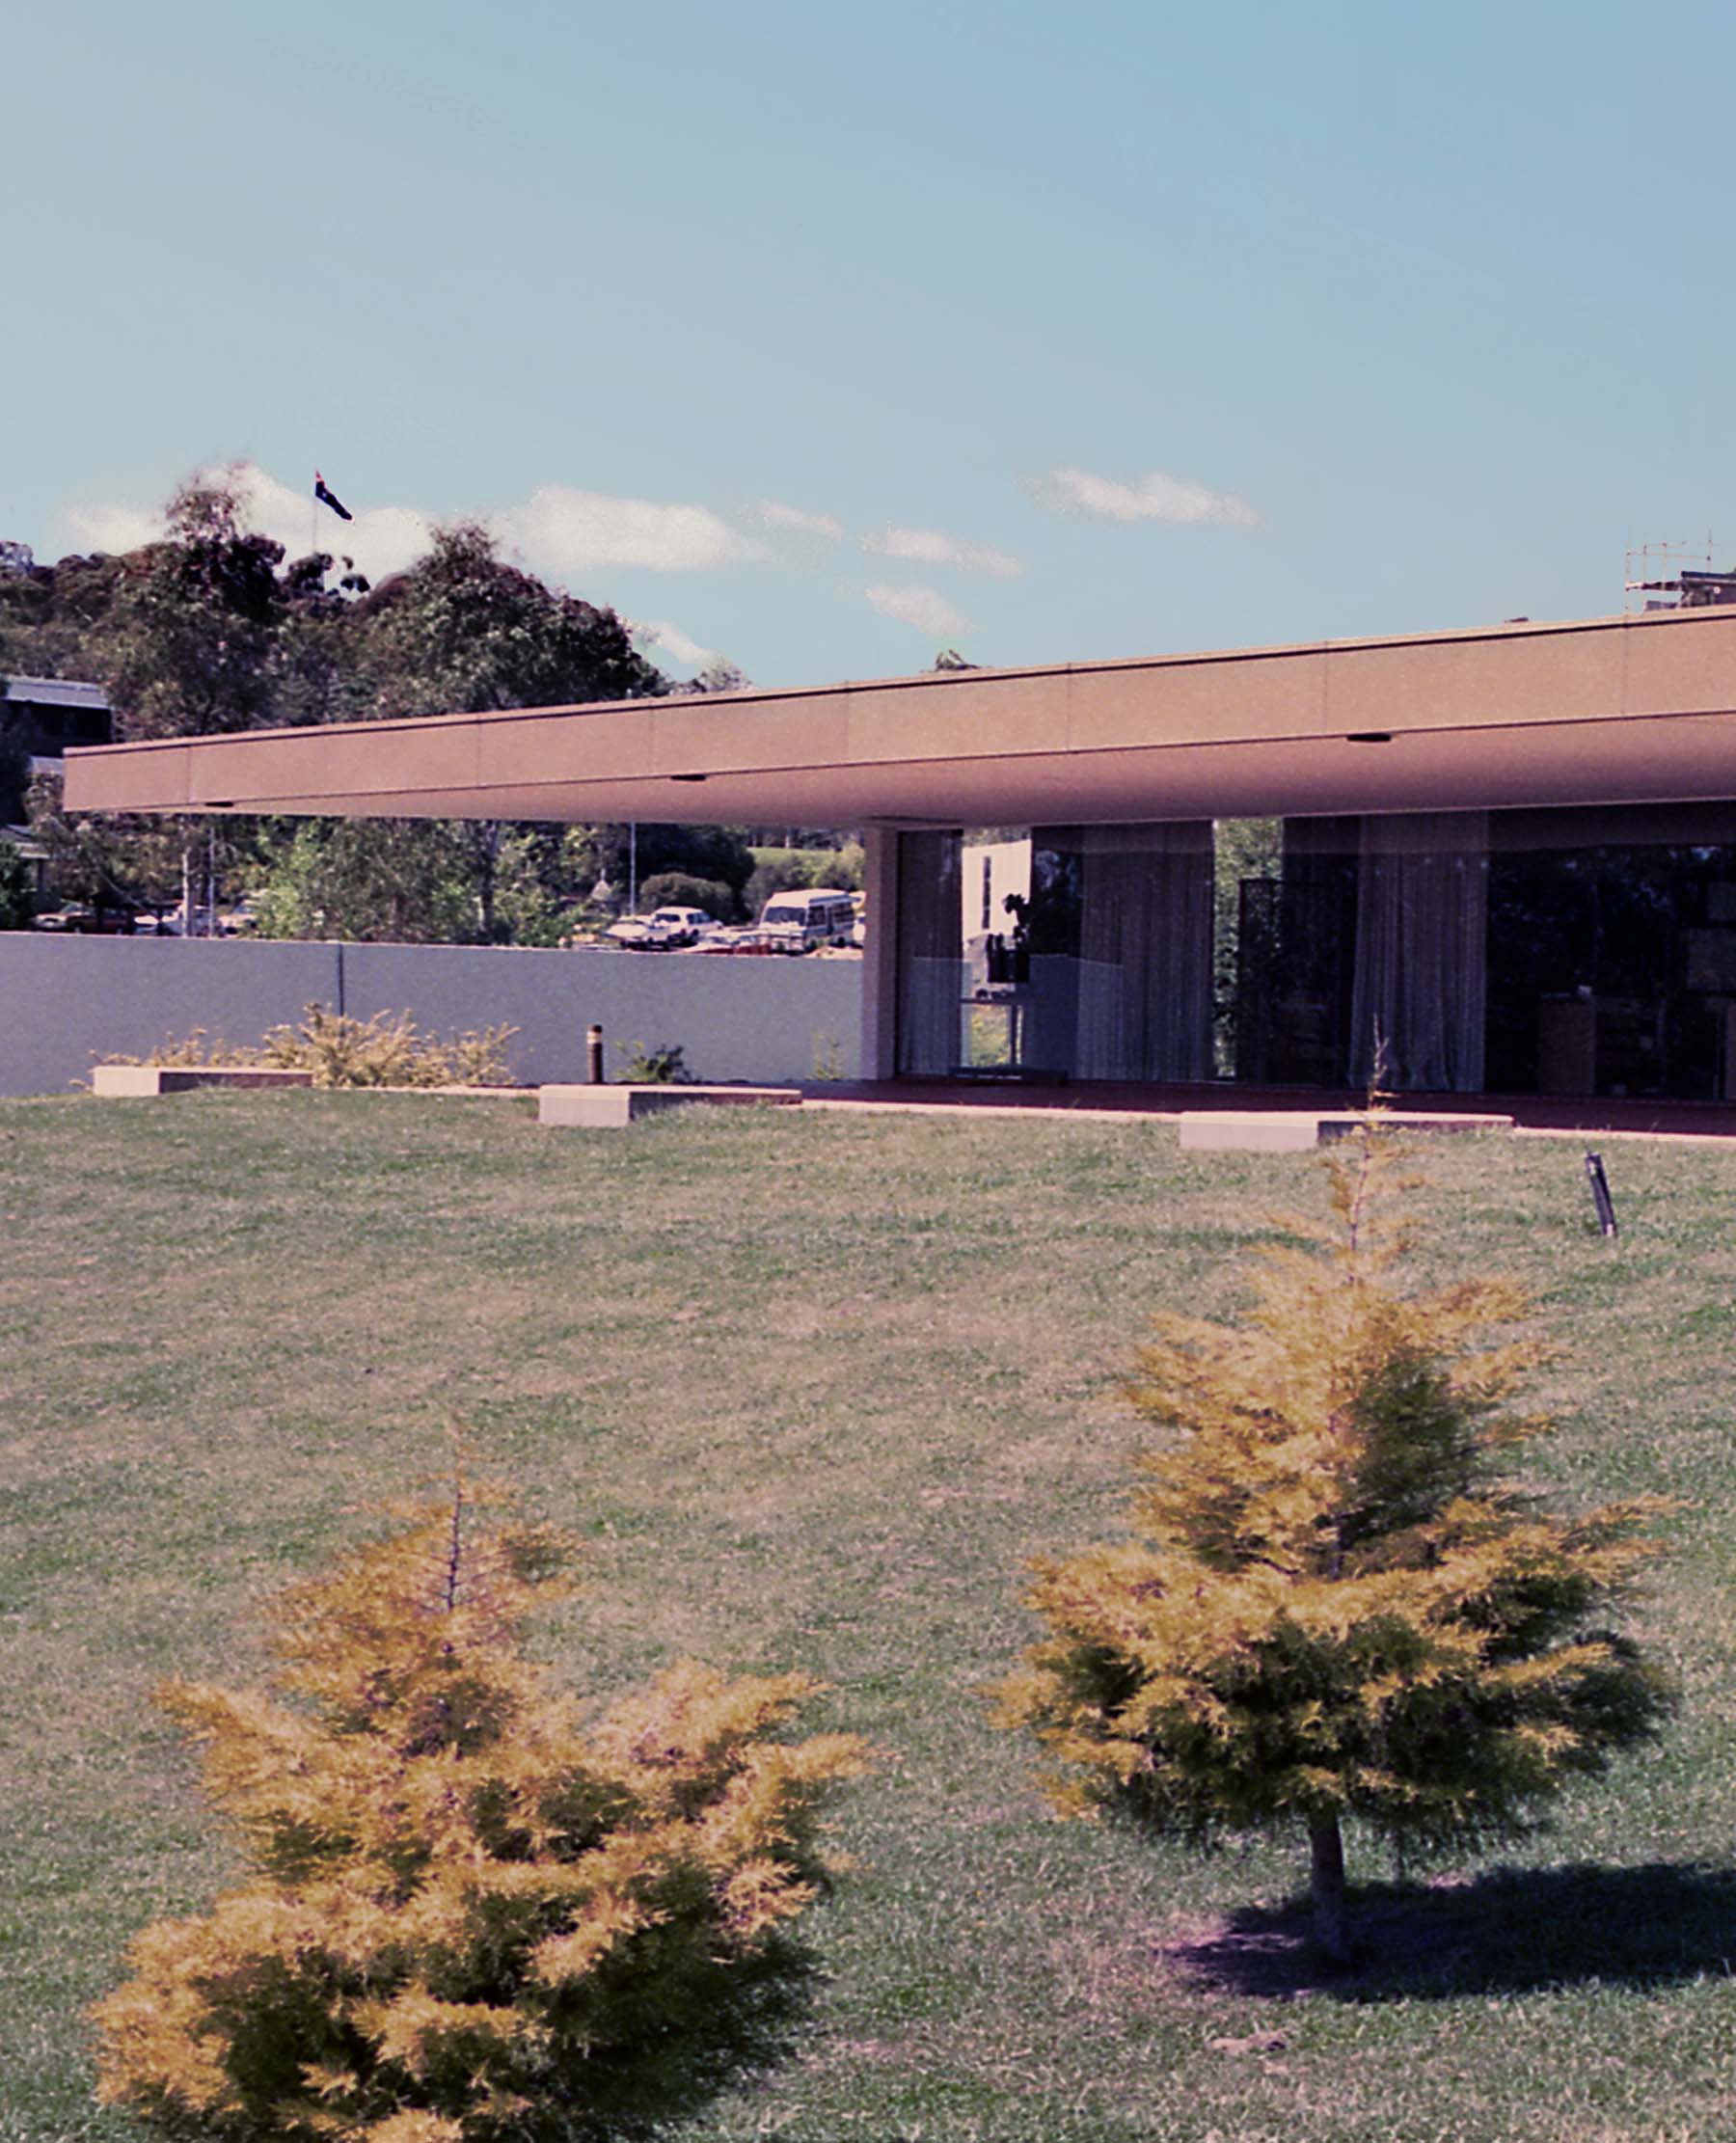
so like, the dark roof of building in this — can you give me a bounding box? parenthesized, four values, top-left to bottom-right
(3, 674, 111, 712)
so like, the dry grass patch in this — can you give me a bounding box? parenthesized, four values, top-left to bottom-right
(5, 1096, 1736, 2141)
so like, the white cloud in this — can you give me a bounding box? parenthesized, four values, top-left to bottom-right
(1024, 465, 1259, 529)
(229, 463, 435, 581)
(58, 461, 436, 583)
(632, 618, 718, 666)
(863, 581, 971, 640)
(51, 465, 775, 587)
(749, 498, 844, 542)
(501, 484, 769, 575)
(59, 500, 164, 555)
(861, 524, 1022, 580)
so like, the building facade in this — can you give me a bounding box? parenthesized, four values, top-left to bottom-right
(63, 606, 1736, 1106)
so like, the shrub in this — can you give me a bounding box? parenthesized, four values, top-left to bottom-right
(744, 848, 864, 917)
(612, 1040, 692, 1086)
(440, 1023, 522, 1089)
(119, 1025, 256, 1069)
(259, 1006, 519, 1088)
(112, 1007, 520, 1087)
(93, 1479, 867, 2142)
(635, 872, 737, 923)
(993, 1108, 1674, 1962)
(742, 857, 812, 916)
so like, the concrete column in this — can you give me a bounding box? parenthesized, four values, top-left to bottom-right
(860, 826, 900, 1082)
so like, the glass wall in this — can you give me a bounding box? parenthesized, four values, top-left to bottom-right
(899, 824, 1214, 1081)
(894, 829, 963, 1075)
(1235, 814, 1489, 1092)
(1240, 806, 1736, 1099)
(1483, 806, 1736, 1100)
(895, 804, 1736, 1099)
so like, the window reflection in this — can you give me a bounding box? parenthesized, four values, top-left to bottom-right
(895, 805, 1736, 1099)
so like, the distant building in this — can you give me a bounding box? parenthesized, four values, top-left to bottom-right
(2, 674, 113, 825)
(1676, 569, 1736, 609)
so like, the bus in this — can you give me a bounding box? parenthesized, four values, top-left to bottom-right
(756, 887, 857, 951)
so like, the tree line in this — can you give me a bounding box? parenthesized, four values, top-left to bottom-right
(0, 475, 849, 940)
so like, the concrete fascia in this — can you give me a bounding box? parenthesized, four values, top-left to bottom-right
(63, 607, 1736, 827)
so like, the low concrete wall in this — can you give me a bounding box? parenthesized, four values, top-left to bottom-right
(0, 935, 863, 1098)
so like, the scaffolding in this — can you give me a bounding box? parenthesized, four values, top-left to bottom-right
(1624, 536, 1736, 612)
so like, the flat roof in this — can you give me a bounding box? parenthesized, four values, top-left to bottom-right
(62, 606, 1736, 827)
(7, 674, 110, 711)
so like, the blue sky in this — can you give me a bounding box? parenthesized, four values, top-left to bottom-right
(11, 0, 1736, 687)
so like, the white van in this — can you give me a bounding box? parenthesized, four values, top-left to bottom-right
(757, 886, 857, 951)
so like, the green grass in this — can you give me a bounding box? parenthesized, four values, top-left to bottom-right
(4, 1093, 1735, 2141)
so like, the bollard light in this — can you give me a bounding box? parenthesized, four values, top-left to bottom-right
(1584, 1150, 1617, 1238)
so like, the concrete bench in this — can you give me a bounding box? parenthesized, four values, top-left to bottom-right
(93, 1065, 314, 1097)
(538, 1083, 801, 1127)
(1179, 1109, 1513, 1152)
(91, 1066, 532, 1099)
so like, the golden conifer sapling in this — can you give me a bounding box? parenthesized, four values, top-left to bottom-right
(995, 1114, 1672, 1964)
(93, 1476, 867, 2139)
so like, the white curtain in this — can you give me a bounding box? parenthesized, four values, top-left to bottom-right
(1043, 823, 1215, 1081)
(1349, 811, 1488, 1091)
(896, 830, 963, 1074)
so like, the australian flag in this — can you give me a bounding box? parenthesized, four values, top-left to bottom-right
(313, 471, 353, 522)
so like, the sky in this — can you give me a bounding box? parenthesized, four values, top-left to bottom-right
(11, 0, 1736, 689)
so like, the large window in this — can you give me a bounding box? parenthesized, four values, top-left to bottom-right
(894, 830, 963, 1076)
(902, 824, 1214, 1083)
(1484, 807, 1736, 1099)
(895, 806, 1736, 1099)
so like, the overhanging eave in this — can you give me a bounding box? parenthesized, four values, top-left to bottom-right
(62, 606, 1736, 827)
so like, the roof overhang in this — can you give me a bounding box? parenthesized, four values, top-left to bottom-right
(62, 607, 1736, 827)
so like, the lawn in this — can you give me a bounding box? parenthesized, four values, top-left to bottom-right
(3, 1093, 1735, 2142)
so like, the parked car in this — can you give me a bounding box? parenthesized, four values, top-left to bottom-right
(152, 902, 218, 936)
(603, 916, 657, 948)
(218, 896, 261, 936)
(605, 907, 720, 949)
(645, 906, 717, 946)
(32, 902, 138, 935)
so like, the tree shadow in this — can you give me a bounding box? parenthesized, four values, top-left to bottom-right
(1169, 1861, 1736, 2001)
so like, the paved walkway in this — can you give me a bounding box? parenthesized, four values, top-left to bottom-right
(800, 1079, 1736, 1143)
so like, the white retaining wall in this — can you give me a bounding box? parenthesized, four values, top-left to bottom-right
(0, 935, 864, 1098)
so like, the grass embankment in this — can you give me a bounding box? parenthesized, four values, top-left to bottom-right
(3, 1096, 1734, 2142)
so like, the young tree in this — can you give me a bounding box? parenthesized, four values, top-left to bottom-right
(252, 817, 481, 943)
(353, 526, 670, 939)
(94, 1483, 866, 2140)
(24, 768, 190, 916)
(359, 523, 666, 726)
(995, 1115, 1672, 1964)
(106, 475, 286, 741)
(0, 836, 34, 929)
